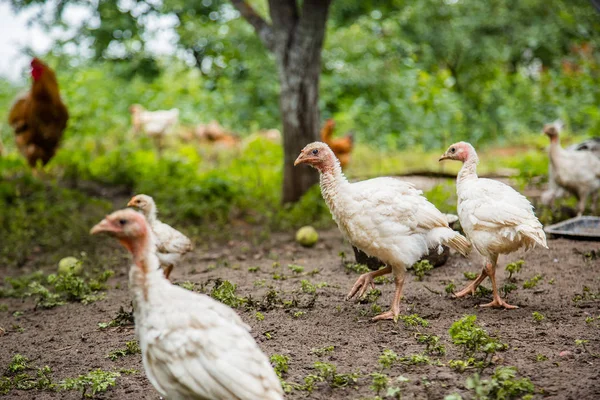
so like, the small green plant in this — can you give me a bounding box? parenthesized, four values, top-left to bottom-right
(370, 372, 390, 395)
(178, 281, 196, 291)
(313, 361, 359, 388)
(448, 315, 507, 361)
(532, 312, 545, 323)
(464, 271, 478, 280)
(463, 366, 535, 400)
(8, 354, 31, 373)
(255, 311, 265, 321)
(363, 289, 382, 303)
(248, 266, 260, 273)
(397, 313, 429, 329)
(293, 311, 306, 318)
(311, 345, 335, 357)
(378, 349, 399, 370)
(399, 353, 431, 365)
(572, 286, 600, 303)
(210, 279, 245, 308)
(107, 341, 141, 361)
(536, 354, 548, 362)
(475, 285, 493, 297)
(523, 274, 542, 289)
(59, 369, 120, 398)
(416, 333, 447, 356)
(505, 260, 524, 280)
(300, 280, 316, 294)
(345, 263, 371, 274)
(0, 376, 11, 394)
(445, 282, 456, 294)
(270, 354, 290, 379)
(288, 264, 304, 274)
(374, 276, 393, 284)
(410, 260, 433, 281)
(98, 306, 134, 329)
(501, 283, 517, 297)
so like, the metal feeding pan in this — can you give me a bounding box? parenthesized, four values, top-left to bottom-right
(544, 216, 600, 241)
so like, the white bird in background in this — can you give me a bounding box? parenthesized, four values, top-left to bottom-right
(129, 104, 179, 152)
(440, 142, 548, 309)
(127, 194, 193, 279)
(91, 209, 283, 400)
(542, 121, 600, 215)
(295, 142, 471, 321)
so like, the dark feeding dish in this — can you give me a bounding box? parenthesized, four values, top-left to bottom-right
(544, 216, 600, 241)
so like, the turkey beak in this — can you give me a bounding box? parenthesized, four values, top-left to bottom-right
(294, 152, 306, 166)
(90, 218, 116, 235)
(126, 199, 136, 207)
(439, 153, 450, 162)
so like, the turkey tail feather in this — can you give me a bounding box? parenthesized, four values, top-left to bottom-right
(445, 233, 472, 257)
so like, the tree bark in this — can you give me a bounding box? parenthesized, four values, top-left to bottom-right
(231, 0, 332, 203)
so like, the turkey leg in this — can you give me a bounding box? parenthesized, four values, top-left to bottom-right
(372, 274, 405, 321)
(480, 261, 518, 309)
(347, 266, 392, 300)
(454, 265, 488, 298)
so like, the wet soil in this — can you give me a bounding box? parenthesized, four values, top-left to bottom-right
(1, 228, 600, 399)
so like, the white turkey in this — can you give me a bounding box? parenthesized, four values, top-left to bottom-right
(91, 209, 283, 400)
(129, 104, 179, 152)
(542, 121, 600, 215)
(127, 194, 193, 279)
(295, 142, 471, 321)
(440, 141, 548, 308)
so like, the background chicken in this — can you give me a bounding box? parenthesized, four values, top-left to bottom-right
(543, 121, 600, 215)
(90, 209, 283, 400)
(127, 194, 193, 279)
(8, 58, 69, 169)
(440, 142, 547, 309)
(320, 119, 354, 169)
(195, 120, 240, 147)
(129, 104, 179, 151)
(295, 142, 470, 321)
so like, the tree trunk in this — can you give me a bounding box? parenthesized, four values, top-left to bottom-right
(231, 0, 332, 203)
(278, 55, 321, 203)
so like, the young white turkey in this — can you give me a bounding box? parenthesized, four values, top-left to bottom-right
(91, 209, 283, 400)
(440, 142, 548, 309)
(542, 122, 600, 215)
(127, 194, 193, 279)
(295, 142, 471, 321)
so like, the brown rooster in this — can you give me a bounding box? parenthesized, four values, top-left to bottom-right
(8, 58, 69, 169)
(320, 118, 353, 168)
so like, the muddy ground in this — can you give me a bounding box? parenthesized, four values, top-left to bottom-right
(1, 226, 599, 400)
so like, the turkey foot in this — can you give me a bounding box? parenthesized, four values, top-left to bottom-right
(163, 265, 174, 280)
(480, 296, 518, 309)
(347, 266, 392, 300)
(480, 262, 518, 309)
(372, 274, 404, 322)
(454, 267, 488, 298)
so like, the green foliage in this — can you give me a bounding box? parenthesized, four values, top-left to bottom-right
(8, 354, 30, 373)
(107, 341, 141, 361)
(463, 367, 535, 400)
(370, 372, 390, 395)
(1, 267, 113, 308)
(312, 361, 359, 388)
(270, 354, 290, 379)
(532, 312, 545, 323)
(445, 282, 456, 295)
(416, 333, 447, 356)
(288, 264, 304, 274)
(98, 306, 134, 329)
(505, 260, 524, 280)
(255, 311, 265, 321)
(345, 263, 371, 274)
(300, 280, 316, 294)
(409, 260, 434, 281)
(449, 315, 508, 359)
(311, 346, 335, 357)
(378, 349, 399, 371)
(464, 271, 479, 280)
(59, 369, 120, 398)
(209, 279, 244, 308)
(397, 314, 429, 329)
(523, 274, 543, 289)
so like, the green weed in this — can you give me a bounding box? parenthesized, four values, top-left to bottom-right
(448, 315, 507, 368)
(378, 349, 399, 370)
(288, 264, 304, 274)
(463, 366, 535, 400)
(416, 333, 447, 356)
(523, 274, 542, 289)
(464, 271, 478, 280)
(345, 263, 371, 274)
(8, 354, 31, 373)
(397, 313, 429, 329)
(532, 312, 545, 323)
(107, 341, 141, 361)
(270, 354, 290, 379)
(409, 260, 434, 281)
(505, 260, 524, 280)
(210, 279, 245, 308)
(59, 369, 120, 398)
(311, 346, 335, 357)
